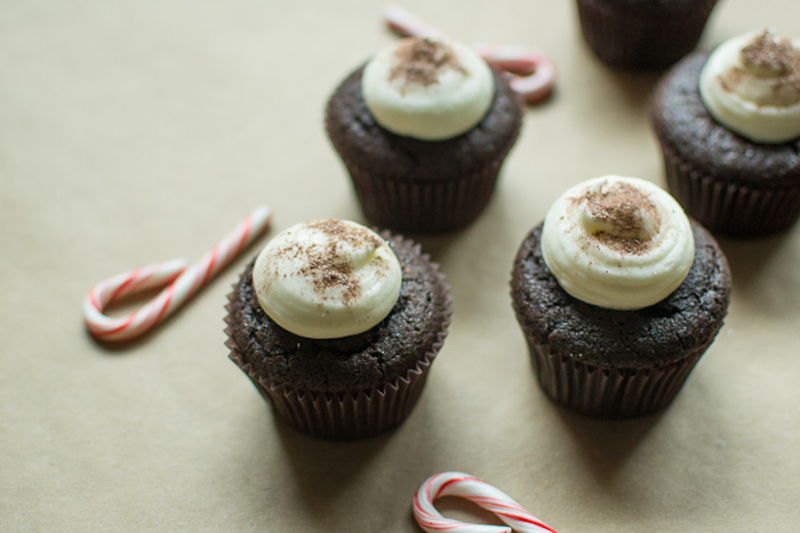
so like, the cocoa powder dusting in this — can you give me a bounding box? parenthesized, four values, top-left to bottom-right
(389, 38, 467, 87)
(741, 31, 800, 90)
(593, 233, 648, 254)
(577, 183, 660, 255)
(288, 220, 385, 306)
(718, 68, 743, 93)
(306, 219, 382, 249)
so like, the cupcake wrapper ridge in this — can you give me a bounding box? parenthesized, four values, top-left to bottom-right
(525, 336, 703, 418)
(227, 341, 435, 440)
(342, 152, 508, 234)
(658, 134, 800, 237)
(576, 0, 718, 70)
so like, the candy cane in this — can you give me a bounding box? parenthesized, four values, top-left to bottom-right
(382, 5, 557, 105)
(83, 205, 272, 342)
(383, 4, 446, 40)
(413, 472, 559, 533)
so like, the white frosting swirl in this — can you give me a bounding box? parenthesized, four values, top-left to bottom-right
(699, 30, 800, 143)
(541, 176, 695, 310)
(252, 219, 402, 339)
(361, 37, 495, 140)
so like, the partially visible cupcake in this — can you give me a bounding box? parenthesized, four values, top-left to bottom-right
(326, 37, 523, 234)
(511, 176, 731, 418)
(225, 219, 451, 440)
(650, 30, 800, 237)
(575, 0, 719, 70)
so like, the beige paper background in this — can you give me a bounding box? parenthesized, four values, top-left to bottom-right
(2, 1, 799, 531)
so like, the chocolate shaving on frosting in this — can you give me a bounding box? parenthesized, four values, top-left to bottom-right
(577, 183, 660, 255)
(740, 31, 800, 90)
(389, 38, 467, 87)
(286, 219, 385, 306)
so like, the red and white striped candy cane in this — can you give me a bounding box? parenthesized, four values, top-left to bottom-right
(472, 44, 556, 105)
(413, 472, 559, 533)
(382, 5, 557, 105)
(83, 205, 272, 342)
(384, 4, 446, 40)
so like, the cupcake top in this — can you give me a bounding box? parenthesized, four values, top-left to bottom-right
(361, 37, 495, 140)
(252, 219, 402, 339)
(700, 30, 800, 143)
(540, 176, 695, 310)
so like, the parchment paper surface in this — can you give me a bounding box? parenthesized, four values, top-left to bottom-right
(2, 1, 799, 531)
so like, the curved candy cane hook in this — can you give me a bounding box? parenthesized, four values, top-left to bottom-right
(413, 472, 559, 533)
(83, 206, 272, 342)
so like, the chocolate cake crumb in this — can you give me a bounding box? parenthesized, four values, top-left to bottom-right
(389, 38, 467, 87)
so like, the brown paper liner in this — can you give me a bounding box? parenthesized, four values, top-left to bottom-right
(224, 238, 452, 440)
(524, 336, 703, 418)
(341, 149, 509, 234)
(575, 0, 718, 70)
(658, 134, 800, 237)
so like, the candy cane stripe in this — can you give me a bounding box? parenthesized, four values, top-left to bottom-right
(413, 472, 558, 533)
(107, 270, 142, 303)
(383, 4, 445, 39)
(95, 312, 137, 338)
(83, 206, 272, 342)
(152, 283, 176, 325)
(200, 247, 218, 286)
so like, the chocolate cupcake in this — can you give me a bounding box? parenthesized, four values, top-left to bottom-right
(511, 176, 731, 418)
(326, 37, 523, 234)
(575, 0, 719, 70)
(225, 219, 451, 440)
(650, 30, 800, 237)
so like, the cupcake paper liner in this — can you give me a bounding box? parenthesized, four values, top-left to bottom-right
(658, 134, 800, 237)
(224, 238, 452, 440)
(524, 335, 703, 418)
(575, 0, 718, 70)
(226, 341, 435, 440)
(342, 152, 508, 234)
